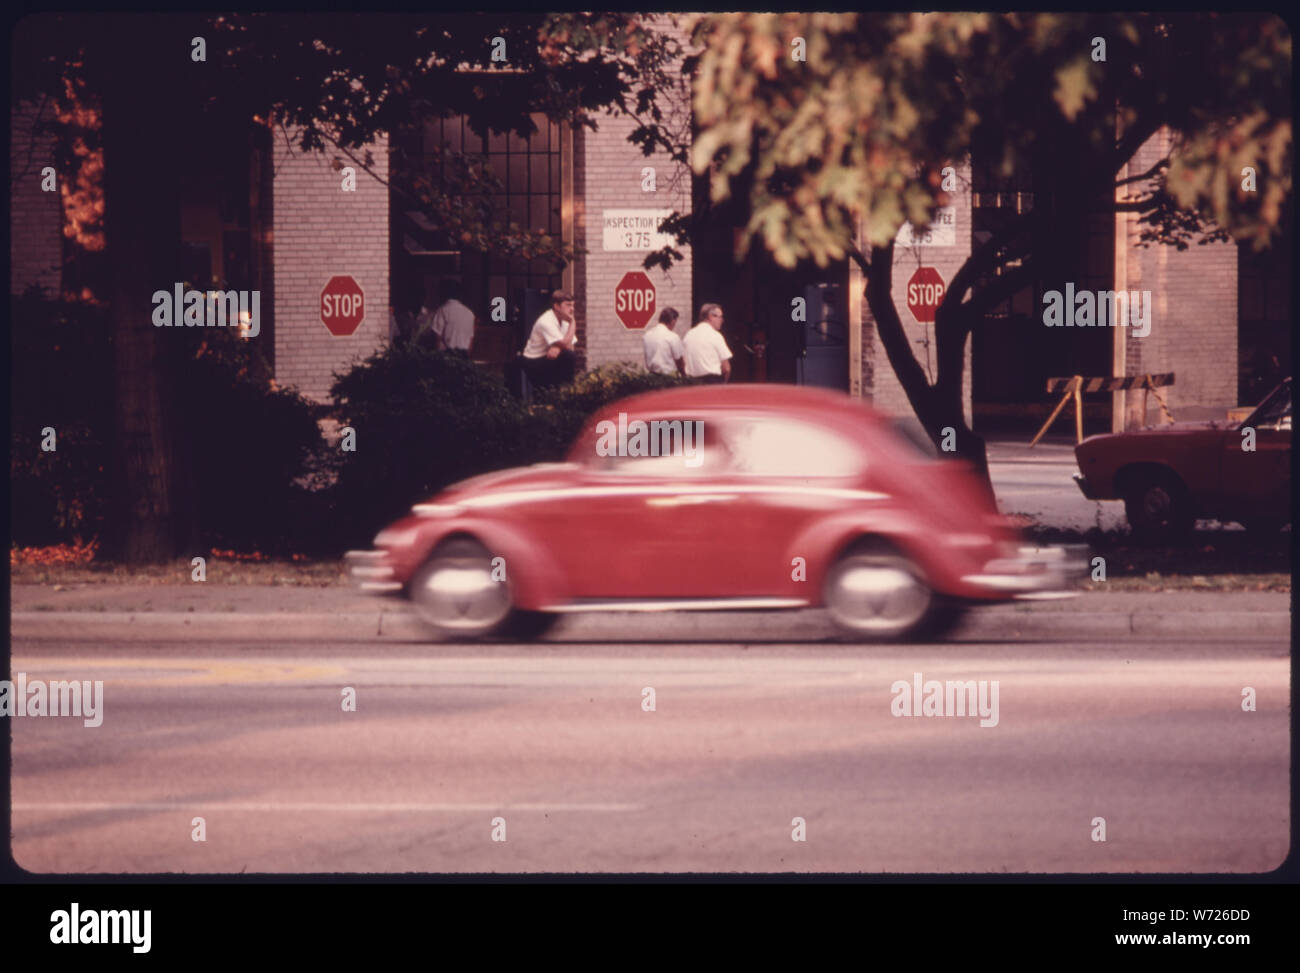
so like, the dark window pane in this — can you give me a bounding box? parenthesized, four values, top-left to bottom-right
(529, 154, 548, 194)
(487, 154, 508, 187)
(443, 118, 462, 153)
(508, 154, 528, 194)
(422, 120, 441, 155)
(550, 157, 561, 194)
(508, 194, 527, 224)
(529, 195, 549, 233)
(488, 128, 507, 152)
(508, 127, 530, 153)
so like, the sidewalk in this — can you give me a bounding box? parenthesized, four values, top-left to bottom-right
(10, 583, 1290, 641)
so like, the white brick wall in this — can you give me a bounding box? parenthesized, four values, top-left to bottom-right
(1121, 128, 1238, 421)
(272, 124, 390, 403)
(578, 16, 693, 369)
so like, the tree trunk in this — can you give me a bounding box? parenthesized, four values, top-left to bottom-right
(861, 243, 996, 506)
(100, 22, 185, 562)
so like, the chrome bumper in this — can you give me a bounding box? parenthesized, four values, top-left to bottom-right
(962, 544, 1089, 600)
(343, 550, 402, 593)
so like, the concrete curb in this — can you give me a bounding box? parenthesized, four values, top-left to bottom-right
(11, 608, 1290, 642)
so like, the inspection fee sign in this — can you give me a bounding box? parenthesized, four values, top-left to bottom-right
(602, 210, 674, 252)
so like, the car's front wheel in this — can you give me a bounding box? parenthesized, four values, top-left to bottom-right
(823, 540, 960, 642)
(408, 538, 515, 639)
(1122, 471, 1193, 542)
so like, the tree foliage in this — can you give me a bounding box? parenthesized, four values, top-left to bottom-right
(687, 12, 1291, 265)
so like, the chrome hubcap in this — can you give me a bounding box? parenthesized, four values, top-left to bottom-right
(825, 555, 930, 634)
(412, 553, 511, 632)
(1142, 487, 1172, 521)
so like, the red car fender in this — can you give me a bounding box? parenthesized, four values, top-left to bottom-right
(783, 507, 970, 600)
(400, 517, 569, 610)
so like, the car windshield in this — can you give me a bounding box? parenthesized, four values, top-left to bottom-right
(1245, 380, 1292, 429)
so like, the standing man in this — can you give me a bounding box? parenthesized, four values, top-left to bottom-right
(643, 307, 685, 376)
(683, 303, 732, 384)
(427, 279, 476, 352)
(521, 290, 578, 387)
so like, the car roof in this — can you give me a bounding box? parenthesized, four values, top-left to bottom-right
(604, 383, 887, 426)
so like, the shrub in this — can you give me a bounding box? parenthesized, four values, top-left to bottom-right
(10, 289, 321, 555)
(327, 343, 560, 547)
(10, 289, 113, 546)
(173, 327, 322, 553)
(530, 362, 688, 446)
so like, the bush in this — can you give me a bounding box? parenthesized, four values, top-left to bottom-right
(10, 289, 321, 555)
(173, 327, 322, 554)
(530, 362, 688, 447)
(10, 289, 113, 546)
(328, 343, 560, 547)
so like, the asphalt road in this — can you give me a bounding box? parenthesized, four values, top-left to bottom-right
(9, 630, 1288, 874)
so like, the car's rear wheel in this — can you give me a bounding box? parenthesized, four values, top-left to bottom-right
(1122, 471, 1193, 542)
(408, 538, 514, 639)
(1239, 517, 1288, 534)
(823, 540, 959, 642)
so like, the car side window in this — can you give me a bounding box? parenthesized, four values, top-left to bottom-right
(722, 417, 865, 477)
(586, 417, 731, 475)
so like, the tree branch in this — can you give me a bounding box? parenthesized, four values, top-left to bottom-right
(1115, 157, 1169, 187)
(861, 242, 936, 423)
(1114, 196, 1162, 212)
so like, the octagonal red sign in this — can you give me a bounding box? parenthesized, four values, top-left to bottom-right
(906, 267, 945, 325)
(321, 275, 366, 336)
(615, 271, 656, 330)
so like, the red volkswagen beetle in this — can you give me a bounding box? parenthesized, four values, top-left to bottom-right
(346, 385, 1080, 641)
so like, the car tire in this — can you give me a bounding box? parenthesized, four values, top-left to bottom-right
(822, 540, 960, 642)
(408, 538, 515, 639)
(1123, 471, 1194, 543)
(1239, 517, 1288, 534)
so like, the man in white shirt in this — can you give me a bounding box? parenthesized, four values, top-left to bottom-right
(642, 307, 685, 376)
(521, 290, 577, 387)
(428, 281, 476, 352)
(683, 303, 732, 383)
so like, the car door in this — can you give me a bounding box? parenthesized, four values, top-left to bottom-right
(712, 414, 871, 596)
(529, 414, 748, 600)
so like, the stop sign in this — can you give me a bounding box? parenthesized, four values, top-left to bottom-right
(614, 271, 656, 329)
(906, 267, 946, 324)
(320, 275, 366, 336)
